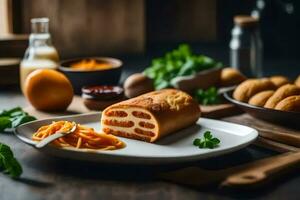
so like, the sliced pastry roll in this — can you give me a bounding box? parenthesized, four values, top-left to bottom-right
(101, 89, 201, 142)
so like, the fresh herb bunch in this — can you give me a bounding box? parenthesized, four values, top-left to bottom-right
(0, 143, 22, 178)
(0, 107, 36, 132)
(193, 131, 220, 149)
(144, 44, 222, 90)
(194, 87, 221, 105)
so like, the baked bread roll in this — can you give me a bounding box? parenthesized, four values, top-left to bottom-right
(264, 84, 300, 109)
(248, 90, 275, 107)
(275, 95, 300, 112)
(270, 76, 290, 88)
(295, 75, 300, 87)
(124, 73, 154, 98)
(220, 68, 247, 87)
(101, 89, 201, 142)
(233, 79, 276, 102)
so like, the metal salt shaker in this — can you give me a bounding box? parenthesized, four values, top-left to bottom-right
(230, 15, 263, 77)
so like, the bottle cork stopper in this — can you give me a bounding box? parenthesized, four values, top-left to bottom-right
(234, 15, 258, 28)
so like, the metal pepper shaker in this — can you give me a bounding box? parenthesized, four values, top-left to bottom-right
(230, 15, 263, 78)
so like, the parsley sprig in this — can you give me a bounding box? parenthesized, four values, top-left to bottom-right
(193, 131, 220, 149)
(0, 143, 22, 178)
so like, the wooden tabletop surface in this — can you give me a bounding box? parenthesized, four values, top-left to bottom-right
(1, 51, 300, 200)
(1, 90, 300, 200)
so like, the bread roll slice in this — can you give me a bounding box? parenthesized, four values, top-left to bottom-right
(233, 79, 276, 102)
(101, 89, 201, 142)
(275, 95, 300, 112)
(269, 76, 290, 88)
(264, 84, 300, 109)
(220, 68, 247, 87)
(295, 75, 300, 87)
(248, 90, 275, 107)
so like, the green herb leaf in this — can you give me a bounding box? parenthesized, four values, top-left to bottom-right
(0, 143, 22, 178)
(206, 141, 214, 149)
(11, 115, 36, 128)
(0, 143, 14, 158)
(0, 117, 12, 132)
(0, 107, 36, 133)
(193, 138, 201, 146)
(144, 44, 222, 90)
(211, 138, 220, 144)
(193, 131, 220, 149)
(204, 131, 212, 139)
(194, 87, 221, 105)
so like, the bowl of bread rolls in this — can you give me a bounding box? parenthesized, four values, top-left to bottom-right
(224, 75, 300, 126)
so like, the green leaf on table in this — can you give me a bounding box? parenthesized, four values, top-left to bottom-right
(0, 117, 12, 132)
(0, 143, 14, 158)
(11, 115, 36, 128)
(3, 157, 23, 178)
(0, 107, 36, 133)
(0, 107, 23, 117)
(0, 143, 23, 178)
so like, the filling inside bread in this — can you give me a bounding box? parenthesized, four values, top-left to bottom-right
(101, 107, 159, 142)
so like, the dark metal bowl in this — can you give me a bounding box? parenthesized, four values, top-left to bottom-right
(224, 91, 300, 128)
(59, 57, 122, 94)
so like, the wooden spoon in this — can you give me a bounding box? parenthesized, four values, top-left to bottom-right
(160, 148, 300, 188)
(222, 151, 300, 187)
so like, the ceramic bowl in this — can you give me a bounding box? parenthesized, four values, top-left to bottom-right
(224, 91, 300, 128)
(59, 57, 122, 94)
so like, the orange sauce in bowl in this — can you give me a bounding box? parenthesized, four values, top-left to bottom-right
(70, 59, 113, 71)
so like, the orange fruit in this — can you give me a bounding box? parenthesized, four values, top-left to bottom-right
(24, 69, 73, 111)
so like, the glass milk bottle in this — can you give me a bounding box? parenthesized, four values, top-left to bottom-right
(20, 18, 59, 92)
(229, 15, 263, 78)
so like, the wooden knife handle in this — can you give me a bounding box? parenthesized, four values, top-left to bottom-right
(222, 151, 300, 186)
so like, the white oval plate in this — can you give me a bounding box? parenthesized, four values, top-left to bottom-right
(15, 113, 258, 164)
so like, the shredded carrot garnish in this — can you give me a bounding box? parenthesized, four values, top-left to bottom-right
(32, 121, 125, 150)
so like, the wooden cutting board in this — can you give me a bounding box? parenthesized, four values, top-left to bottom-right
(224, 114, 300, 147)
(24, 95, 242, 119)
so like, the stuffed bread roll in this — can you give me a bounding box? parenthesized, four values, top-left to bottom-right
(101, 89, 201, 142)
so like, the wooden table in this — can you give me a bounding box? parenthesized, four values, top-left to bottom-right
(1, 90, 300, 200)
(1, 51, 300, 200)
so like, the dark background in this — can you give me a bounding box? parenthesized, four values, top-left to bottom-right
(0, 0, 299, 83)
(4, 0, 300, 59)
(147, 0, 300, 59)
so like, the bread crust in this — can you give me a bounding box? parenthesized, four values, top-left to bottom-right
(233, 79, 276, 102)
(295, 75, 300, 87)
(101, 89, 201, 142)
(270, 76, 290, 88)
(264, 84, 300, 109)
(123, 73, 154, 98)
(248, 90, 275, 107)
(275, 95, 300, 112)
(220, 68, 247, 87)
